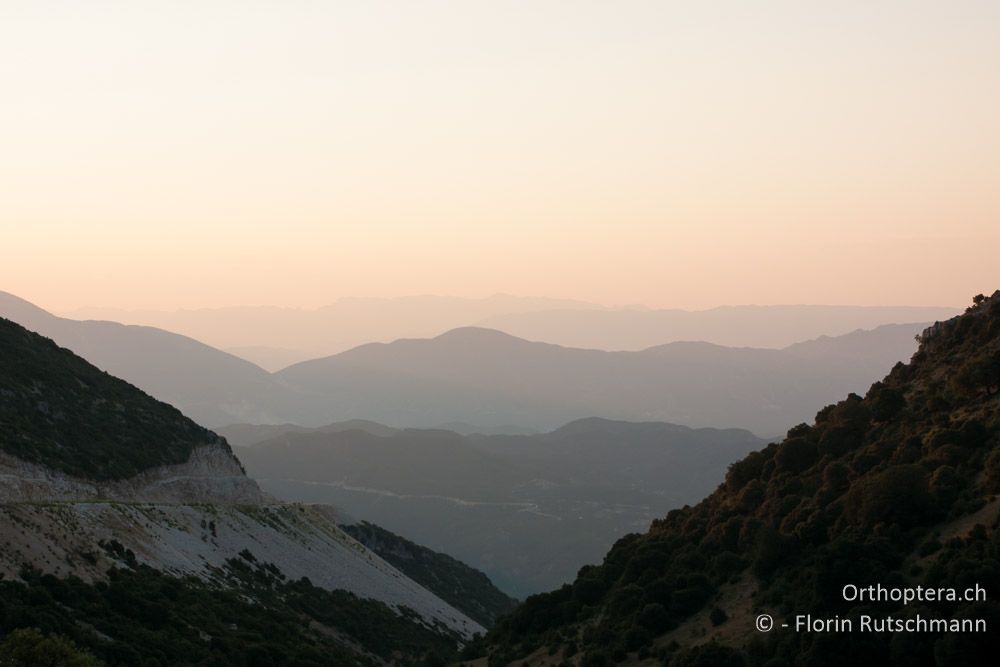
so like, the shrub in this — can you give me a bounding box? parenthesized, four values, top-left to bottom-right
(818, 425, 863, 458)
(0, 628, 103, 667)
(951, 351, 1000, 396)
(929, 466, 962, 504)
(775, 437, 819, 473)
(868, 383, 906, 421)
(845, 465, 935, 528)
(637, 603, 669, 634)
(669, 642, 746, 667)
(726, 451, 767, 492)
(735, 480, 765, 512)
(985, 448, 1000, 493)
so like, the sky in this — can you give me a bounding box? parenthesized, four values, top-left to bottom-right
(1, 0, 998, 312)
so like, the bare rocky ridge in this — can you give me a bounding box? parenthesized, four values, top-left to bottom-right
(0, 443, 484, 639)
(0, 443, 265, 504)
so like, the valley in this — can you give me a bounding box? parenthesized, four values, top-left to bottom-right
(230, 419, 765, 596)
(4, 4, 993, 663)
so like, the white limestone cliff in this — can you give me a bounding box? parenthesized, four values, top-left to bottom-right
(0, 444, 265, 504)
(0, 445, 485, 638)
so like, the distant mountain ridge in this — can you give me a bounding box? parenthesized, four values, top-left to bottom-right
(274, 323, 932, 435)
(65, 296, 959, 364)
(67, 294, 604, 366)
(479, 303, 961, 351)
(0, 291, 285, 428)
(3, 291, 940, 435)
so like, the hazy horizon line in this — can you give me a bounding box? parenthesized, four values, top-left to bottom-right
(52, 293, 968, 317)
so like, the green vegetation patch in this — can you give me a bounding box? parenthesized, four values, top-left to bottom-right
(342, 520, 518, 628)
(0, 557, 461, 666)
(0, 318, 223, 480)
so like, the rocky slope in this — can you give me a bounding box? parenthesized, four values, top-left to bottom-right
(0, 444, 263, 505)
(0, 501, 481, 639)
(0, 317, 484, 664)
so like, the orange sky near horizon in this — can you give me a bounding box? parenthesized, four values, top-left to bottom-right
(1, 1, 998, 312)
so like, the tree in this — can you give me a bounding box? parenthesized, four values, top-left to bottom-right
(775, 437, 819, 473)
(637, 603, 670, 633)
(867, 383, 906, 421)
(0, 628, 103, 667)
(845, 465, 935, 528)
(952, 351, 1000, 396)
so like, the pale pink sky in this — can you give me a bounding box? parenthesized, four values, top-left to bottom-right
(1, 1, 998, 311)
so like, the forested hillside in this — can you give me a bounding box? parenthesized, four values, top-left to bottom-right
(481, 293, 1000, 666)
(342, 521, 518, 627)
(0, 317, 223, 480)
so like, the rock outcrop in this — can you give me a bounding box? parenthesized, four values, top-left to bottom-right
(0, 443, 266, 504)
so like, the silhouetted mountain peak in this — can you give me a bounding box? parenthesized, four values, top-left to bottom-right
(432, 326, 537, 346)
(549, 417, 690, 438)
(0, 290, 54, 320)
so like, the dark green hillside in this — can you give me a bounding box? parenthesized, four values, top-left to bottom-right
(0, 317, 224, 480)
(0, 557, 459, 666)
(342, 520, 518, 627)
(483, 292, 1000, 666)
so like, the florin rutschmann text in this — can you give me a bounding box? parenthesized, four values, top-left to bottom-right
(756, 584, 989, 634)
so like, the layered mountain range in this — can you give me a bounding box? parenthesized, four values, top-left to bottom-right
(66, 296, 958, 366)
(1, 292, 935, 436)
